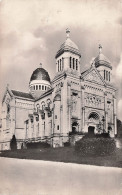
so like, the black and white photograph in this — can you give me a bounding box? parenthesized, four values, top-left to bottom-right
(0, 0, 122, 194)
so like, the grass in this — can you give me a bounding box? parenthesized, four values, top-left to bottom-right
(0, 139, 122, 168)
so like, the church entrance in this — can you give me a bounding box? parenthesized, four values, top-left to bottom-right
(87, 112, 100, 134)
(72, 121, 79, 134)
(88, 126, 95, 135)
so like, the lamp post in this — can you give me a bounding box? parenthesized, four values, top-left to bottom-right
(102, 116, 105, 133)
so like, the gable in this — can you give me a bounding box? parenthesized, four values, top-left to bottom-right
(81, 68, 105, 86)
(2, 88, 13, 104)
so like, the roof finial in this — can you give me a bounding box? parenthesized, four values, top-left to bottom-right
(66, 28, 70, 39)
(99, 44, 102, 54)
(40, 63, 42, 68)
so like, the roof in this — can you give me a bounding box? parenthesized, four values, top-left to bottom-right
(11, 90, 34, 100)
(60, 38, 79, 50)
(94, 53, 112, 69)
(30, 68, 51, 82)
(55, 30, 81, 58)
(36, 88, 53, 101)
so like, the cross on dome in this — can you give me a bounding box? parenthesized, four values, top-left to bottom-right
(66, 28, 70, 39)
(40, 63, 42, 68)
(99, 44, 102, 54)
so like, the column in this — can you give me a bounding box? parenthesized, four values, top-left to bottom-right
(62, 78, 68, 138)
(81, 86, 85, 130)
(67, 82, 71, 133)
(104, 92, 107, 132)
(82, 107, 85, 129)
(105, 111, 108, 132)
(113, 97, 117, 135)
(114, 114, 117, 135)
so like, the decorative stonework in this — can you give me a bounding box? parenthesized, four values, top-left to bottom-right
(85, 70, 103, 85)
(85, 93, 104, 109)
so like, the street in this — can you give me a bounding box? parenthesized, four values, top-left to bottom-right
(0, 157, 122, 195)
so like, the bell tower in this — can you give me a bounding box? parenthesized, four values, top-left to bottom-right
(95, 44, 112, 83)
(55, 29, 81, 77)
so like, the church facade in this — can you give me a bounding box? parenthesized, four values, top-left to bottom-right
(0, 29, 117, 150)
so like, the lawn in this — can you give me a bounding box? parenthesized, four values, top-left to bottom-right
(0, 138, 122, 168)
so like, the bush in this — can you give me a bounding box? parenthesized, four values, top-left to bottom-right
(75, 137, 116, 156)
(10, 135, 17, 150)
(95, 133, 110, 138)
(64, 142, 70, 147)
(26, 142, 50, 149)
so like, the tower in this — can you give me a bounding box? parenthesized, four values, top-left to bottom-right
(55, 28, 81, 77)
(94, 45, 112, 83)
(52, 29, 82, 146)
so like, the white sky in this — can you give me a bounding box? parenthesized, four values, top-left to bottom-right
(0, 0, 122, 119)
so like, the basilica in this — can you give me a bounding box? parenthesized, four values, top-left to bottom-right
(0, 29, 117, 150)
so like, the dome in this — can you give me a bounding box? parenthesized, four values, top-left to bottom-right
(94, 45, 112, 70)
(55, 29, 81, 58)
(60, 38, 79, 50)
(30, 67, 51, 82)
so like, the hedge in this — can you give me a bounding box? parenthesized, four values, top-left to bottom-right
(26, 142, 50, 149)
(75, 138, 116, 156)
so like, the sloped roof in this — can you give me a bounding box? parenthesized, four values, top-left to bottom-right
(11, 90, 34, 100)
(94, 53, 112, 70)
(36, 88, 53, 101)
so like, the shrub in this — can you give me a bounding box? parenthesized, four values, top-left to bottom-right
(95, 133, 110, 138)
(64, 142, 70, 147)
(75, 137, 116, 156)
(10, 135, 17, 150)
(26, 142, 50, 149)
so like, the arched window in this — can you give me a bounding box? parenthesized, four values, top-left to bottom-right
(62, 57, 64, 70)
(34, 85, 35, 90)
(106, 71, 108, 81)
(39, 85, 41, 90)
(109, 72, 110, 81)
(76, 59, 78, 70)
(42, 85, 44, 90)
(44, 121, 45, 134)
(36, 104, 40, 112)
(70, 57, 72, 68)
(73, 58, 75, 69)
(88, 112, 99, 121)
(58, 60, 59, 72)
(60, 59, 62, 71)
(7, 104, 10, 114)
(45, 86, 46, 90)
(36, 85, 38, 90)
(104, 70, 106, 80)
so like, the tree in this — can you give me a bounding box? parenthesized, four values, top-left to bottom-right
(10, 135, 17, 150)
(117, 119, 122, 138)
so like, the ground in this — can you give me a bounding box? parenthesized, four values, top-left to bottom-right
(0, 138, 122, 168)
(0, 157, 122, 195)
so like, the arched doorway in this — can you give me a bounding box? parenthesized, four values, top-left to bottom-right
(88, 112, 100, 134)
(88, 126, 95, 135)
(72, 121, 79, 134)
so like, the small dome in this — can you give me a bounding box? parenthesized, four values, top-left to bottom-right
(94, 45, 112, 69)
(60, 38, 79, 50)
(55, 29, 81, 58)
(30, 68, 51, 82)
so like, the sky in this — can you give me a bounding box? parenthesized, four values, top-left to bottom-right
(0, 0, 122, 119)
